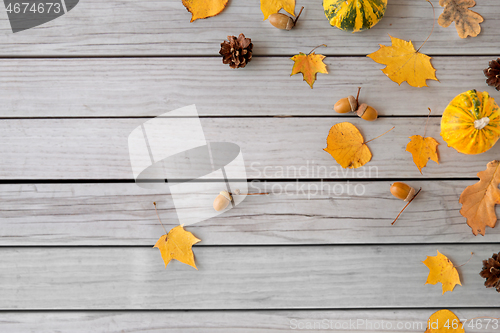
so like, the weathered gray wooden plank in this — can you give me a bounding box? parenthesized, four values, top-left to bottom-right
(2, 181, 499, 246)
(1, 245, 499, 309)
(0, 117, 498, 180)
(0, 0, 498, 56)
(1, 309, 499, 332)
(0, 57, 496, 117)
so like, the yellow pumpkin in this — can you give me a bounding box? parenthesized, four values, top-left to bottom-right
(441, 89, 500, 155)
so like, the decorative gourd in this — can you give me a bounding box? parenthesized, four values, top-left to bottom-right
(323, 0, 387, 33)
(441, 89, 500, 155)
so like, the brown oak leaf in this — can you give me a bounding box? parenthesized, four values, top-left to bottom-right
(438, 0, 484, 38)
(459, 160, 500, 236)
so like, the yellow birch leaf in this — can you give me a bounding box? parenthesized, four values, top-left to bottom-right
(425, 309, 464, 333)
(291, 52, 328, 89)
(154, 225, 201, 269)
(422, 250, 462, 294)
(367, 35, 438, 88)
(182, 0, 229, 22)
(406, 135, 439, 174)
(459, 160, 500, 236)
(438, 0, 483, 38)
(324, 122, 372, 169)
(260, 0, 295, 20)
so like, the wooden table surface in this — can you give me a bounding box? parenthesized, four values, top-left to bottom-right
(1, 0, 500, 332)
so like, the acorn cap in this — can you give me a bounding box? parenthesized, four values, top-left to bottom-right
(220, 190, 232, 201)
(348, 95, 358, 112)
(356, 103, 368, 117)
(403, 187, 416, 202)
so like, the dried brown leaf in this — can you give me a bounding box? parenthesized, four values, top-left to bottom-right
(438, 0, 483, 38)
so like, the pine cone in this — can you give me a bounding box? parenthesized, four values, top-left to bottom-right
(219, 33, 253, 69)
(479, 251, 500, 292)
(484, 58, 500, 91)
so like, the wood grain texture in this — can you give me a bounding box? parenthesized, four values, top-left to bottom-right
(0, 117, 497, 180)
(1, 309, 499, 332)
(0, 57, 496, 117)
(1, 245, 499, 309)
(2, 181, 500, 246)
(0, 0, 497, 323)
(0, 0, 498, 56)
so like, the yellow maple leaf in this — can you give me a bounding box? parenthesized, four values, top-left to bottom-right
(260, 0, 295, 20)
(459, 160, 500, 236)
(406, 135, 439, 174)
(422, 250, 462, 294)
(425, 309, 465, 333)
(324, 122, 372, 169)
(182, 0, 229, 22)
(291, 52, 328, 89)
(154, 225, 201, 269)
(367, 35, 438, 88)
(438, 0, 483, 38)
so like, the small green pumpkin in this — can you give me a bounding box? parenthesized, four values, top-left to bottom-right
(323, 0, 387, 33)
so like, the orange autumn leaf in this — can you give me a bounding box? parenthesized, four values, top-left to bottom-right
(324, 122, 372, 169)
(154, 225, 201, 269)
(423, 250, 462, 294)
(182, 0, 228, 22)
(459, 160, 500, 236)
(406, 135, 439, 174)
(367, 35, 438, 88)
(291, 52, 328, 89)
(260, 0, 295, 20)
(425, 309, 465, 333)
(438, 0, 483, 38)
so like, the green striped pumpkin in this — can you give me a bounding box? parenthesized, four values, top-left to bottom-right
(441, 89, 500, 155)
(323, 0, 387, 33)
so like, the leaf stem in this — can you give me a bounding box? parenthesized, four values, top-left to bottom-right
(416, 0, 435, 52)
(308, 44, 327, 55)
(423, 107, 432, 138)
(153, 202, 168, 235)
(454, 252, 474, 268)
(392, 188, 421, 225)
(365, 126, 395, 144)
(294, 6, 304, 23)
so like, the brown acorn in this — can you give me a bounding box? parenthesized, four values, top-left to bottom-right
(213, 191, 232, 211)
(390, 182, 416, 202)
(333, 87, 379, 121)
(268, 7, 304, 30)
(334, 95, 358, 114)
(356, 103, 378, 121)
